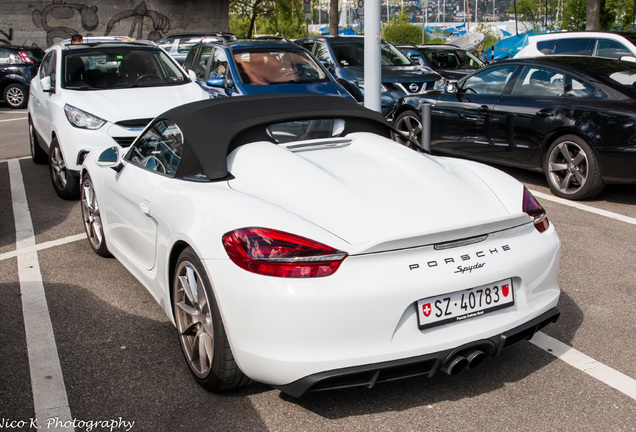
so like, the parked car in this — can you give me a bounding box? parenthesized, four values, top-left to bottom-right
(397, 44, 485, 81)
(295, 36, 442, 116)
(0, 44, 44, 109)
(80, 93, 560, 397)
(156, 32, 236, 65)
(390, 56, 636, 200)
(28, 39, 209, 199)
(182, 38, 353, 100)
(514, 31, 636, 61)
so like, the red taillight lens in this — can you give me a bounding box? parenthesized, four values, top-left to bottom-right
(222, 227, 348, 278)
(522, 187, 549, 233)
(18, 50, 33, 64)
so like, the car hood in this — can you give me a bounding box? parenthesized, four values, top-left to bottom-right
(227, 133, 526, 253)
(60, 83, 208, 122)
(345, 65, 440, 82)
(241, 81, 353, 98)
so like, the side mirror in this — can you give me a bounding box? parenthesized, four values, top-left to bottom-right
(320, 59, 334, 72)
(410, 55, 424, 66)
(97, 146, 123, 172)
(206, 77, 224, 87)
(619, 55, 636, 63)
(446, 81, 458, 93)
(188, 70, 197, 82)
(40, 76, 53, 93)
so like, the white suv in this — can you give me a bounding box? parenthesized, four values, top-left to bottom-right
(515, 31, 636, 61)
(28, 38, 209, 199)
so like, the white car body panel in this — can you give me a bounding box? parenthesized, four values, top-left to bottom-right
(80, 94, 561, 396)
(515, 31, 636, 60)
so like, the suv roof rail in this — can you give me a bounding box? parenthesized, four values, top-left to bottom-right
(62, 39, 157, 50)
(255, 35, 293, 43)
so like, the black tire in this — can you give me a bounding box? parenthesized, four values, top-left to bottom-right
(48, 138, 80, 200)
(4, 83, 28, 109)
(172, 247, 250, 392)
(80, 174, 111, 257)
(543, 134, 605, 200)
(392, 109, 422, 147)
(29, 118, 47, 164)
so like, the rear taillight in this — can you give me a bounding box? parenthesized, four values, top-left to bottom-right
(222, 227, 348, 278)
(18, 50, 33, 64)
(523, 187, 549, 233)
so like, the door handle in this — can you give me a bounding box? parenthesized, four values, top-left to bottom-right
(537, 109, 555, 118)
(477, 105, 490, 113)
(139, 200, 150, 215)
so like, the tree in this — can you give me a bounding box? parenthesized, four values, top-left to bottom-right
(330, 0, 338, 35)
(230, 0, 306, 38)
(586, 0, 601, 29)
(230, 0, 271, 38)
(562, 0, 588, 30)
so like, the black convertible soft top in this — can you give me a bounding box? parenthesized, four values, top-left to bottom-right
(155, 94, 394, 180)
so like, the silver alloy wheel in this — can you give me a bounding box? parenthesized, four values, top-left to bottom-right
(81, 178, 105, 252)
(50, 144, 68, 190)
(5, 85, 25, 107)
(174, 261, 214, 379)
(546, 140, 588, 195)
(393, 110, 422, 146)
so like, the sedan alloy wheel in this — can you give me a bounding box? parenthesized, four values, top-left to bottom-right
(545, 135, 604, 200)
(392, 110, 422, 146)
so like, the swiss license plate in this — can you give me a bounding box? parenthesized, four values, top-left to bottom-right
(417, 279, 514, 330)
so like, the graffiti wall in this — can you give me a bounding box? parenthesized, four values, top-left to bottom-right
(0, 0, 229, 48)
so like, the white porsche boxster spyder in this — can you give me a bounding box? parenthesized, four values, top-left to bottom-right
(80, 94, 560, 397)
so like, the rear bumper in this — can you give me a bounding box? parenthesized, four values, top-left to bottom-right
(275, 308, 560, 398)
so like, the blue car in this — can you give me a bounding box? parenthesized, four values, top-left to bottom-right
(182, 38, 353, 99)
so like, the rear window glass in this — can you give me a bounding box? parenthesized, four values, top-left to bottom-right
(266, 119, 346, 143)
(554, 38, 593, 55)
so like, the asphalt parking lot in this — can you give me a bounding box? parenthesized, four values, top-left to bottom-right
(1, 104, 635, 432)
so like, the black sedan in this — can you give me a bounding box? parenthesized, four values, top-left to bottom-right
(391, 56, 636, 200)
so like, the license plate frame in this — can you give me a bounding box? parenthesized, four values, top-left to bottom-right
(417, 279, 514, 330)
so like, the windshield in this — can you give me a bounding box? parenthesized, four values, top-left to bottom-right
(234, 49, 328, 85)
(423, 49, 484, 70)
(62, 47, 188, 90)
(331, 40, 412, 67)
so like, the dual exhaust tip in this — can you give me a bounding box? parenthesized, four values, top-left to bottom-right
(440, 349, 486, 375)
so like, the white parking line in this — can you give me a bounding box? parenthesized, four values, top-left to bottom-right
(0, 234, 85, 262)
(9, 159, 74, 431)
(531, 190, 636, 226)
(0, 116, 27, 123)
(531, 332, 636, 400)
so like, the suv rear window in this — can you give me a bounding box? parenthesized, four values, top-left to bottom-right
(554, 38, 593, 55)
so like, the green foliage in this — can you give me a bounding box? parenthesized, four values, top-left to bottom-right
(229, 15, 252, 39)
(382, 18, 423, 44)
(561, 0, 587, 30)
(261, 0, 307, 39)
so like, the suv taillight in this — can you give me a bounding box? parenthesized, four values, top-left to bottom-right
(222, 227, 347, 278)
(18, 51, 33, 64)
(522, 187, 549, 233)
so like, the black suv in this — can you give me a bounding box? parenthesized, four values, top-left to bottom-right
(0, 45, 44, 109)
(397, 44, 485, 81)
(295, 36, 442, 116)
